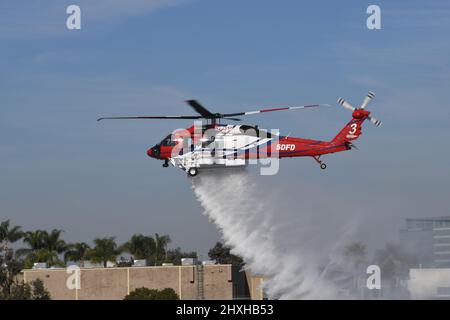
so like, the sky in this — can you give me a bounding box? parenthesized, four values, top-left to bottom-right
(1, 0, 450, 257)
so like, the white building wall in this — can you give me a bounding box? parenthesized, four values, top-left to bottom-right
(408, 268, 450, 299)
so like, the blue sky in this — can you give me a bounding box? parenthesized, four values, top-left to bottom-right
(1, 0, 449, 256)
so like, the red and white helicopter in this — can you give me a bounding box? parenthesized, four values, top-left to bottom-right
(98, 92, 381, 176)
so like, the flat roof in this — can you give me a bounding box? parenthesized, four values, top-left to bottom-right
(22, 264, 233, 272)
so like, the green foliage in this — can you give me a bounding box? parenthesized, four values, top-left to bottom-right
(208, 242, 243, 266)
(22, 250, 58, 269)
(0, 220, 23, 247)
(1, 279, 52, 300)
(164, 248, 197, 265)
(17, 229, 68, 267)
(86, 237, 121, 267)
(64, 242, 90, 266)
(30, 278, 51, 300)
(0, 247, 24, 299)
(0, 222, 51, 300)
(122, 233, 172, 266)
(7, 281, 32, 300)
(0, 220, 27, 300)
(122, 234, 155, 263)
(157, 288, 179, 300)
(373, 243, 416, 279)
(154, 233, 171, 266)
(343, 241, 368, 269)
(124, 287, 179, 300)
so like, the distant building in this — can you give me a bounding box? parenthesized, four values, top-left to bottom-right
(408, 268, 450, 299)
(399, 216, 450, 268)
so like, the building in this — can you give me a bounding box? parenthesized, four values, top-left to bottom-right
(408, 268, 450, 299)
(245, 272, 266, 300)
(399, 216, 450, 268)
(21, 264, 264, 300)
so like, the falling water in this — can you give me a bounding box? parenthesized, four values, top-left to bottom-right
(191, 167, 361, 299)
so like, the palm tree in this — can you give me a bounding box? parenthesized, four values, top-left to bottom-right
(44, 229, 68, 255)
(0, 220, 23, 250)
(64, 242, 90, 267)
(87, 237, 121, 268)
(17, 229, 68, 267)
(154, 233, 171, 266)
(374, 243, 415, 279)
(122, 234, 155, 264)
(373, 243, 415, 299)
(16, 230, 46, 257)
(343, 242, 367, 268)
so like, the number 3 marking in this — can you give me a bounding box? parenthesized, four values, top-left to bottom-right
(349, 123, 358, 135)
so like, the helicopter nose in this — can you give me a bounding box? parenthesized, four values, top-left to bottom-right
(147, 145, 160, 158)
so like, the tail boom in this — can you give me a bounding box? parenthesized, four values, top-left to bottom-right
(331, 109, 370, 144)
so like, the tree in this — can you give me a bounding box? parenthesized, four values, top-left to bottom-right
(343, 241, 368, 269)
(154, 233, 171, 266)
(7, 282, 32, 300)
(0, 246, 24, 299)
(321, 241, 369, 298)
(373, 243, 415, 279)
(121, 234, 155, 264)
(17, 230, 49, 268)
(0, 240, 51, 300)
(208, 242, 243, 266)
(30, 278, 51, 300)
(124, 287, 157, 300)
(2, 279, 51, 300)
(17, 229, 68, 268)
(121, 233, 172, 266)
(64, 242, 90, 267)
(0, 220, 23, 250)
(372, 243, 415, 299)
(157, 288, 179, 300)
(124, 287, 179, 300)
(18, 230, 46, 253)
(86, 237, 121, 268)
(164, 248, 197, 265)
(44, 229, 69, 255)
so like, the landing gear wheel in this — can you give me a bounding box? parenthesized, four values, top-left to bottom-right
(162, 160, 169, 168)
(187, 168, 198, 177)
(313, 156, 327, 170)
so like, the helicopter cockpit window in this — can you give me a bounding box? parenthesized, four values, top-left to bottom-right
(201, 136, 215, 148)
(160, 135, 177, 147)
(239, 125, 256, 134)
(239, 125, 272, 138)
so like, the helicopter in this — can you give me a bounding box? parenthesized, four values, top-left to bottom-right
(98, 92, 381, 177)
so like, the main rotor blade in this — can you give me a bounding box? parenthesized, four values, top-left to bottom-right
(221, 104, 327, 117)
(97, 115, 202, 121)
(185, 100, 215, 118)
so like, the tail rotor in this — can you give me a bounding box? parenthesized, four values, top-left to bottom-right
(360, 91, 375, 109)
(337, 97, 355, 112)
(337, 91, 382, 127)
